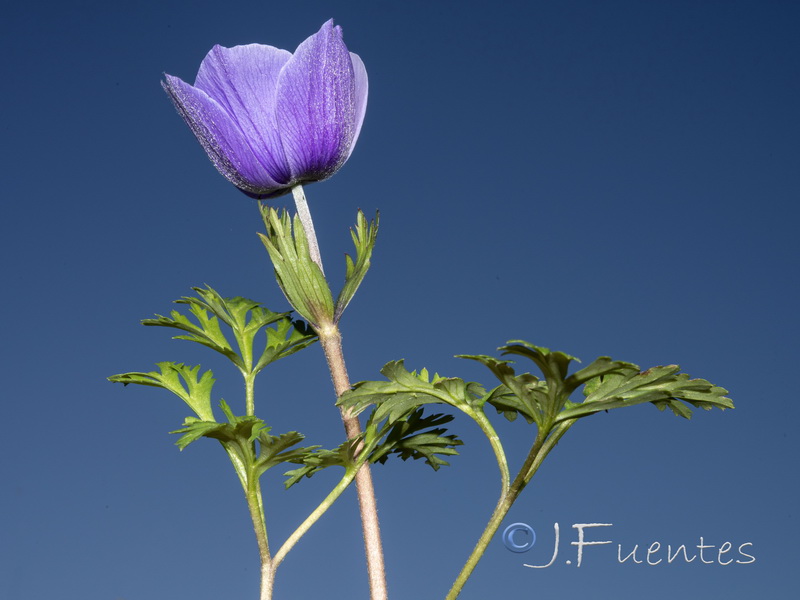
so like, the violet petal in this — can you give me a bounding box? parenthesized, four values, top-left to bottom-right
(194, 44, 293, 185)
(275, 20, 357, 181)
(162, 74, 283, 195)
(348, 51, 368, 159)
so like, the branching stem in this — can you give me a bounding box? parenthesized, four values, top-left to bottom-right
(273, 465, 361, 569)
(444, 420, 575, 599)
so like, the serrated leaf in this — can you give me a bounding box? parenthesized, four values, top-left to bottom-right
(559, 365, 734, 421)
(282, 440, 355, 489)
(254, 318, 317, 375)
(180, 286, 286, 331)
(368, 408, 462, 470)
(482, 384, 539, 424)
(169, 399, 267, 449)
(457, 354, 548, 425)
(142, 289, 240, 366)
(334, 211, 379, 323)
(565, 356, 638, 393)
(258, 206, 334, 328)
(170, 419, 227, 450)
(143, 285, 313, 375)
(108, 362, 216, 421)
(500, 340, 579, 384)
(254, 431, 319, 476)
(340, 360, 487, 426)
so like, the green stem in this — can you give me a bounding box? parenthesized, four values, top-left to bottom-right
(245, 373, 255, 417)
(511, 420, 574, 497)
(272, 465, 361, 569)
(444, 489, 514, 600)
(223, 443, 273, 600)
(468, 409, 510, 492)
(444, 420, 575, 600)
(246, 475, 273, 600)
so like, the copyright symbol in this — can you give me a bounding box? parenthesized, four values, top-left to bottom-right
(502, 522, 536, 553)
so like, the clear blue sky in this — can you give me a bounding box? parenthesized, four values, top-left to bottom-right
(2, 1, 798, 598)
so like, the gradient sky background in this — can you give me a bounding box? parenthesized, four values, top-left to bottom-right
(2, 0, 798, 598)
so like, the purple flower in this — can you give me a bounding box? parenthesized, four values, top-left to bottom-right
(163, 20, 368, 199)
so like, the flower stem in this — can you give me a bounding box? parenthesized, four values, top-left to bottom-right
(292, 185, 324, 275)
(319, 328, 388, 598)
(291, 184, 389, 600)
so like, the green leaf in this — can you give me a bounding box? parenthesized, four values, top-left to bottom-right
(565, 356, 638, 393)
(457, 354, 548, 425)
(254, 318, 317, 375)
(170, 398, 264, 446)
(254, 430, 319, 477)
(341, 340, 733, 467)
(108, 362, 216, 421)
(169, 399, 265, 452)
(340, 360, 487, 424)
(143, 300, 239, 366)
(282, 440, 355, 489)
(334, 211, 379, 323)
(481, 382, 540, 424)
(142, 285, 313, 375)
(368, 408, 462, 470)
(169, 418, 227, 450)
(499, 340, 579, 384)
(559, 364, 734, 421)
(196, 399, 268, 445)
(258, 206, 335, 328)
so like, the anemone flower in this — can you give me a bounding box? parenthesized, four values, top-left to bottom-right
(163, 20, 367, 199)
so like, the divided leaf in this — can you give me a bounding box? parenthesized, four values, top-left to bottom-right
(559, 364, 733, 421)
(368, 408, 462, 470)
(341, 360, 487, 423)
(282, 441, 355, 489)
(255, 318, 316, 374)
(143, 297, 238, 364)
(170, 402, 319, 483)
(500, 341, 579, 384)
(457, 354, 547, 425)
(171, 399, 267, 450)
(258, 206, 335, 328)
(461, 340, 732, 425)
(254, 430, 317, 476)
(334, 210, 379, 323)
(109, 362, 215, 422)
(141, 285, 315, 374)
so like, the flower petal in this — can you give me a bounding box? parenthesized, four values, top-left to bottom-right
(194, 44, 293, 184)
(162, 74, 285, 196)
(348, 51, 368, 159)
(276, 20, 357, 181)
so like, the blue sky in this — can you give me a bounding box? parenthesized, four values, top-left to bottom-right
(1, 0, 798, 598)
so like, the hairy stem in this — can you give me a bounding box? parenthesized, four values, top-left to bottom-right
(291, 184, 388, 600)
